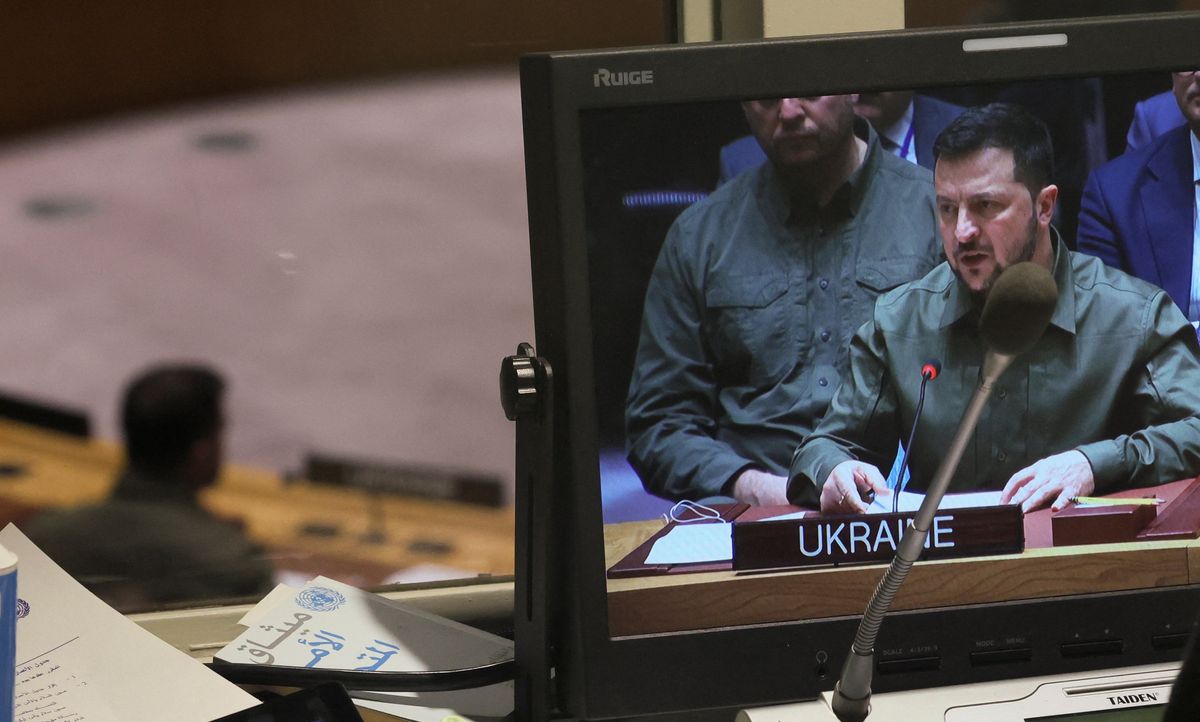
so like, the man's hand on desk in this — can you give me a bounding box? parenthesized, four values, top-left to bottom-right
(820, 460, 891, 515)
(1000, 449, 1095, 513)
(731, 469, 790, 506)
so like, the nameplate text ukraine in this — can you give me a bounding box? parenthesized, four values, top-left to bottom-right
(732, 505, 1024, 571)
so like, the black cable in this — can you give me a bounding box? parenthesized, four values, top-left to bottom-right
(206, 657, 515, 692)
(894, 373, 931, 514)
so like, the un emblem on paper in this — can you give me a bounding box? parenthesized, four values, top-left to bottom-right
(296, 587, 346, 612)
(15, 599, 29, 619)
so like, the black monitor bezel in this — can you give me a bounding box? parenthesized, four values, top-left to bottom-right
(518, 13, 1200, 719)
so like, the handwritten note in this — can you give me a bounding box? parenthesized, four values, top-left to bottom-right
(221, 577, 516, 720)
(221, 576, 512, 673)
(1, 525, 257, 721)
(14, 636, 116, 722)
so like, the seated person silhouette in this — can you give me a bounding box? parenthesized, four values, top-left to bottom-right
(26, 363, 274, 610)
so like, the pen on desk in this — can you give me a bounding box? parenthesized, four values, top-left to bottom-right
(1069, 496, 1164, 506)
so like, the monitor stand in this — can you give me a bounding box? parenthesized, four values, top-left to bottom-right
(501, 343, 557, 722)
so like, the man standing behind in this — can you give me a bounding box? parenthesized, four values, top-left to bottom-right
(790, 103, 1200, 516)
(27, 363, 274, 610)
(1125, 89, 1184, 153)
(626, 95, 941, 506)
(1078, 70, 1200, 320)
(718, 91, 964, 182)
(851, 91, 965, 169)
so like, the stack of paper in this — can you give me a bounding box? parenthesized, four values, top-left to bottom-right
(217, 576, 514, 722)
(865, 490, 1004, 514)
(1, 524, 258, 721)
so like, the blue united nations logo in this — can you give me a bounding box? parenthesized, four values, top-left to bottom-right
(296, 587, 346, 612)
(15, 599, 29, 619)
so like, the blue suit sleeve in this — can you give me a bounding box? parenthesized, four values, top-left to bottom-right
(1076, 169, 1127, 271)
(1126, 101, 1155, 154)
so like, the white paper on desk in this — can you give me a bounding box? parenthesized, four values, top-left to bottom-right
(759, 510, 809, 522)
(352, 681, 513, 721)
(1, 524, 257, 722)
(644, 523, 732, 564)
(16, 636, 119, 722)
(218, 576, 512, 674)
(866, 490, 1004, 513)
(236, 583, 296, 628)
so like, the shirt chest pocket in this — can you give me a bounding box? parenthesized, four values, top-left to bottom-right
(856, 259, 926, 295)
(704, 274, 796, 387)
(854, 258, 927, 317)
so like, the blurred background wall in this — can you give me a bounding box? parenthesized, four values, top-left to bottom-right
(0, 1, 671, 138)
(0, 2, 670, 503)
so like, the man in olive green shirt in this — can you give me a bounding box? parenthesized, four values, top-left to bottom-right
(788, 103, 1200, 516)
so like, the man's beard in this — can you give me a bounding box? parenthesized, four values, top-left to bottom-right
(969, 214, 1040, 302)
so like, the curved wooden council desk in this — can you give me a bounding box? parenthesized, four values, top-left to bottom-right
(604, 479, 1200, 637)
(0, 419, 516, 588)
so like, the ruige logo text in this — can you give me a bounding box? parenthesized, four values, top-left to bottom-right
(593, 68, 654, 88)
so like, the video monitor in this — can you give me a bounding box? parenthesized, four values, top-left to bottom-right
(517, 12, 1200, 719)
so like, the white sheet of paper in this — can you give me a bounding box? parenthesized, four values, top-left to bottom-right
(219, 576, 512, 673)
(223, 577, 516, 719)
(644, 523, 732, 564)
(867, 490, 1005, 513)
(351, 682, 514, 721)
(235, 583, 296, 628)
(3, 524, 258, 722)
(759, 510, 809, 522)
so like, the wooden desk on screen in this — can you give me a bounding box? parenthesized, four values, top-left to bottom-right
(0, 419, 515, 586)
(604, 479, 1200, 638)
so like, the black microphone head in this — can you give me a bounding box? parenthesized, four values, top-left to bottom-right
(920, 358, 942, 380)
(979, 261, 1058, 356)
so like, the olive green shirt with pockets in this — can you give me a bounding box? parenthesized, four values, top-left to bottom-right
(788, 235, 1200, 507)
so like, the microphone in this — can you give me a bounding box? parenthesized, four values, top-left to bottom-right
(831, 262, 1057, 721)
(893, 358, 942, 514)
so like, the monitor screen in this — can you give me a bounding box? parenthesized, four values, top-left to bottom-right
(518, 13, 1200, 719)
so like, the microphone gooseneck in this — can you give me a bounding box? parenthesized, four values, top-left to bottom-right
(893, 358, 942, 514)
(831, 262, 1057, 721)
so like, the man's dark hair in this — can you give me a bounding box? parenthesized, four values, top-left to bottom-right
(121, 363, 224, 474)
(933, 102, 1054, 197)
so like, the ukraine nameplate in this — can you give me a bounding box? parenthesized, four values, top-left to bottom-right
(731, 505, 1024, 571)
